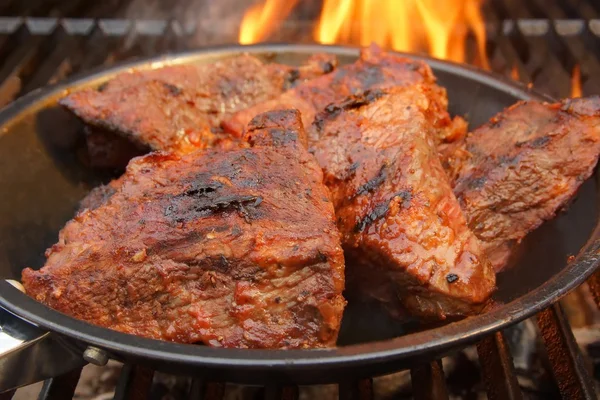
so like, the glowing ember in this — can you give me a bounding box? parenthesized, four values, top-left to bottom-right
(571, 65, 582, 98)
(510, 65, 519, 81)
(239, 0, 299, 44)
(239, 0, 489, 67)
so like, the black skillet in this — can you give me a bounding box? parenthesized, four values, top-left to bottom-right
(0, 44, 599, 389)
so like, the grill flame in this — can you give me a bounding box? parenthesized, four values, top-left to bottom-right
(239, 0, 299, 45)
(240, 0, 489, 67)
(571, 65, 582, 98)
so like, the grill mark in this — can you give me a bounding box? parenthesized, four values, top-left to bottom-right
(162, 83, 182, 96)
(515, 135, 550, 148)
(312, 89, 387, 133)
(352, 163, 388, 198)
(354, 203, 389, 233)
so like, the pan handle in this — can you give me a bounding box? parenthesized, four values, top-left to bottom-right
(0, 281, 86, 393)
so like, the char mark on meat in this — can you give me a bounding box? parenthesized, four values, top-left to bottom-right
(309, 84, 495, 320)
(223, 45, 467, 149)
(22, 110, 345, 349)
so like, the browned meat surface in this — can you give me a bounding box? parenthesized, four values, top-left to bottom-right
(309, 86, 495, 319)
(60, 54, 337, 154)
(452, 97, 600, 272)
(224, 45, 467, 146)
(22, 109, 345, 348)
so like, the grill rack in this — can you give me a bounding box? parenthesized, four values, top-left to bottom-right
(0, 0, 600, 398)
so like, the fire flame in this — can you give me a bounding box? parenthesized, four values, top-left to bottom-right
(239, 0, 299, 45)
(315, 0, 489, 68)
(571, 65, 582, 98)
(239, 0, 489, 67)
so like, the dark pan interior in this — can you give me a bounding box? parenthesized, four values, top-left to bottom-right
(0, 45, 598, 382)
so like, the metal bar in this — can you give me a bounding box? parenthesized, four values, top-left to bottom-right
(113, 364, 154, 400)
(338, 379, 373, 400)
(410, 360, 449, 400)
(203, 382, 225, 400)
(37, 367, 82, 400)
(0, 391, 15, 400)
(476, 332, 523, 400)
(587, 269, 600, 309)
(536, 304, 597, 400)
(264, 385, 299, 400)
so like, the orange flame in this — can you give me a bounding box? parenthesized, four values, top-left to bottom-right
(571, 65, 582, 98)
(239, 0, 489, 68)
(314, 0, 489, 67)
(239, 0, 299, 44)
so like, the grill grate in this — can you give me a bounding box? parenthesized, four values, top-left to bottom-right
(0, 0, 600, 399)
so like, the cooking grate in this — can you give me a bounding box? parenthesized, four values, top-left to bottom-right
(0, 0, 599, 399)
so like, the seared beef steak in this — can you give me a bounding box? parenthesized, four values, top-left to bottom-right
(22, 110, 345, 348)
(224, 45, 467, 146)
(451, 97, 600, 272)
(309, 86, 496, 319)
(61, 54, 337, 157)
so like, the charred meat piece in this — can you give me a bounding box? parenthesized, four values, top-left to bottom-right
(452, 97, 600, 272)
(224, 45, 467, 146)
(60, 54, 337, 155)
(309, 86, 496, 319)
(22, 109, 345, 348)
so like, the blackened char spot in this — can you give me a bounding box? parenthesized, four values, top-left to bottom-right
(353, 163, 387, 197)
(97, 81, 109, 92)
(193, 195, 261, 214)
(393, 190, 412, 208)
(284, 69, 301, 89)
(163, 83, 182, 96)
(322, 61, 335, 74)
(184, 181, 223, 197)
(446, 273, 459, 283)
(354, 203, 389, 233)
(530, 136, 550, 148)
(515, 135, 550, 148)
(468, 176, 487, 190)
(312, 89, 386, 132)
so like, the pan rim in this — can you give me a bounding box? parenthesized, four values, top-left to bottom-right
(0, 43, 596, 377)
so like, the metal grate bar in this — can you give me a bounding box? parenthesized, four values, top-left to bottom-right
(476, 332, 523, 400)
(188, 378, 203, 399)
(202, 382, 225, 400)
(410, 360, 450, 400)
(338, 379, 373, 400)
(112, 365, 154, 400)
(0, 390, 15, 400)
(37, 367, 82, 400)
(263, 385, 299, 400)
(536, 304, 597, 399)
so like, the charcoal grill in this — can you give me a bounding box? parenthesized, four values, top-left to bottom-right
(0, 0, 600, 399)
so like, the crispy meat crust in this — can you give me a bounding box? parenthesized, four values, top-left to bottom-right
(224, 45, 467, 146)
(60, 54, 337, 155)
(22, 110, 345, 348)
(309, 86, 495, 319)
(452, 97, 600, 271)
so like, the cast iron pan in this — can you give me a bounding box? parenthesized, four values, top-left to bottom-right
(0, 44, 599, 384)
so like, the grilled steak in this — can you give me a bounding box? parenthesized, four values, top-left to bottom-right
(60, 53, 337, 157)
(451, 97, 600, 272)
(309, 86, 496, 319)
(224, 45, 467, 146)
(22, 109, 346, 348)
